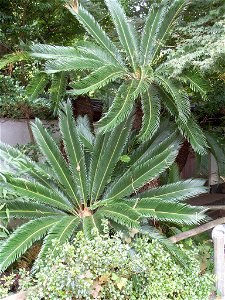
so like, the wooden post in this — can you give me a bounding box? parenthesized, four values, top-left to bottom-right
(212, 225, 225, 299)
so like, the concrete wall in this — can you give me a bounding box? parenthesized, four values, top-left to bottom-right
(0, 118, 58, 146)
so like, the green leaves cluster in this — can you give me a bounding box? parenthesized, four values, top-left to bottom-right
(12, 233, 214, 300)
(0, 102, 208, 272)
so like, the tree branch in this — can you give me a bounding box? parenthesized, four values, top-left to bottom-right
(169, 217, 225, 243)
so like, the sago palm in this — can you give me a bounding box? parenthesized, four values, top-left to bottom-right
(0, 102, 208, 272)
(0, 0, 208, 153)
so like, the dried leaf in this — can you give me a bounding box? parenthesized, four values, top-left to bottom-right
(99, 273, 110, 284)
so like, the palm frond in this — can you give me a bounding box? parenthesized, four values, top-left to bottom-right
(155, 75, 190, 122)
(157, 86, 179, 117)
(138, 85, 161, 141)
(1, 175, 74, 213)
(134, 199, 206, 225)
(135, 179, 207, 202)
(157, 87, 208, 155)
(69, 65, 125, 95)
(167, 163, 180, 183)
(25, 72, 49, 100)
(76, 116, 95, 152)
(105, 146, 179, 200)
(177, 116, 208, 155)
(129, 121, 178, 166)
(91, 117, 133, 202)
(0, 142, 58, 190)
(99, 202, 140, 229)
(66, 3, 124, 67)
(140, 3, 165, 66)
(178, 71, 209, 101)
(35, 216, 80, 265)
(96, 80, 138, 132)
(89, 132, 110, 201)
(104, 0, 139, 71)
(50, 72, 68, 113)
(45, 57, 105, 74)
(129, 130, 181, 171)
(0, 201, 65, 219)
(31, 119, 80, 207)
(149, 0, 186, 64)
(29, 44, 79, 59)
(59, 102, 88, 203)
(205, 131, 225, 176)
(83, 212, 103, 239)
(0, 52, 30, 70)
(0, 217, 59, 272)
(76, 41, 124, 66)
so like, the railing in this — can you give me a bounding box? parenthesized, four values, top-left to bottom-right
(212, 225, 225, 299)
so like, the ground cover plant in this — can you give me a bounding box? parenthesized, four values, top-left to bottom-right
(0, 101, 209, 272)
(0, 232, 214, 300)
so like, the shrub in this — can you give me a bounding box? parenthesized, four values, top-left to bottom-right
(15, 232, 214, 300)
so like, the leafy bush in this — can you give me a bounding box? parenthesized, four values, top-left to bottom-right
(0, 74, 53, 119)
(13, 232, 214, 300)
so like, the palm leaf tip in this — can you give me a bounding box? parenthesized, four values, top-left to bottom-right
(0, 217, 59, 272)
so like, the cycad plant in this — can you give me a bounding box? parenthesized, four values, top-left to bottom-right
(0, 102, 208, 272)
(0, 0, 209, 153)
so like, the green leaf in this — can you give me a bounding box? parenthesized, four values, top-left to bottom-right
(45, 56, 105, 73)
(155, 75, 190, 122)
(66, 3, 123, 67)
(99, 202, 140, 229)
(104, 0, 138, 70)
(129, 120, 178, 166)
(179, 71, 209, 101)
(89, 132, 110, 201)
(91, 117, 133, 202)
(205, 131, 225, 176)
(138, 85, 161, 141)
(149, 0, 186, 64)
(50, 72, 68, 112)
(120, 155, 131, 163)
(76, 116, 95, 152)
(69, 65, 125, 95)
(0, 217, 59, 272)
(30, 44, 80, 59)
(140, 4, 163, 66)
(31, 119, 80, 207)
(25, 72, 49, 100)
(167, 163, 180, 183)
(105, 145, 179, 200)
(134, 199, 206, 225)
(83, 212, 104, 239)
(76, 41, 122, 66)
(36, 216, 80, 264)
(0, 52, 30, 70)
(0, 142, 58, 190)
(1, 176, 74, 213)
(177, 116, 208, 155)
(59, 102, 88, 203)
(96, 80, 137, 132)
(135, 179, 207, 202)
(0, 201, 65, 219)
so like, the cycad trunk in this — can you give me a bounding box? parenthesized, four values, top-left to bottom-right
(72, 95, 94, 124)
(176, 140, 191, 173)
